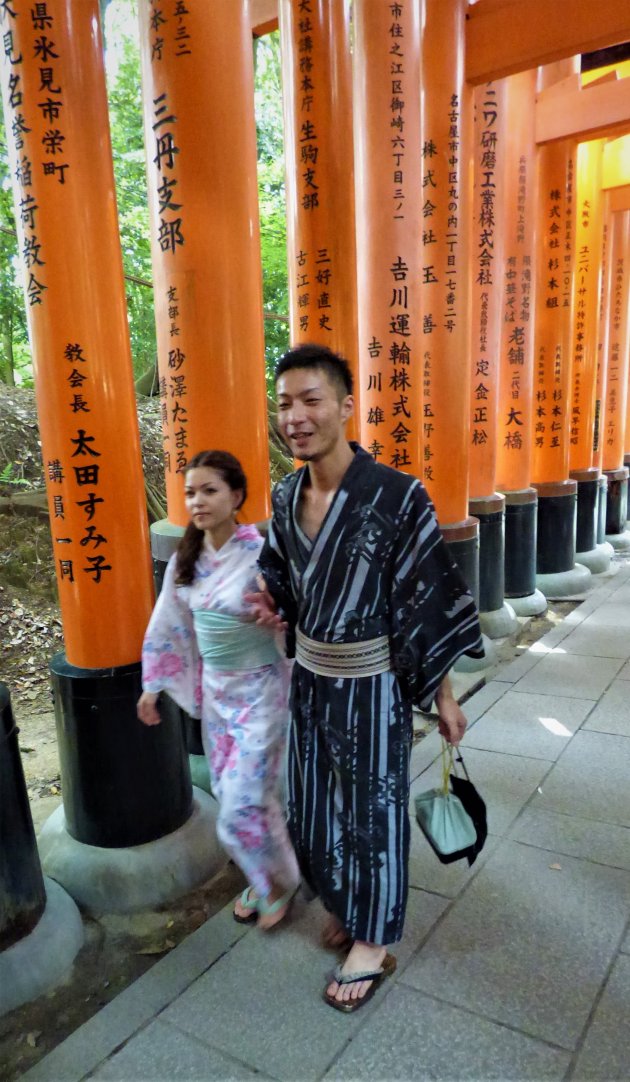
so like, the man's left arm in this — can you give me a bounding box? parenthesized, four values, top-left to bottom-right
(434, 674, 467, 746)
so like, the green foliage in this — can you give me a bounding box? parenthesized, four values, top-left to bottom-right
(0, 111, 32, 386)
(255, 32, 290, 388)
(105, 7, 157, 379)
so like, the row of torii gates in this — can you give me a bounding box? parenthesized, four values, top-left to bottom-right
(2, 0, 630, 1013)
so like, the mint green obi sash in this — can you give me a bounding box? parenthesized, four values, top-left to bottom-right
(192, 610, 281, 671)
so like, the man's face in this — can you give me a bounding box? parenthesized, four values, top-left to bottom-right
(276, 367, 353, 462)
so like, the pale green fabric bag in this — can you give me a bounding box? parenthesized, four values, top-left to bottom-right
(414, 741, 478, 864)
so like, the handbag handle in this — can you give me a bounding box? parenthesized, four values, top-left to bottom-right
(440, 739, 454, 795)
(440, 739, 472, 792)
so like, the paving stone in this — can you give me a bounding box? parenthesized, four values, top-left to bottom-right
(402, 840, 630, 1050)
(511, 652, 623, 699)
(19, 986, 155, 1082)
(511, 807, 630, 871)
(160, 888, 444, 1081)
(410, 746, 549, 837)
(19, 902, 250, 1082)
(583, 679, 630, 737)
(575, 600, 630, 628)
(615, 658, 630, 680)
(462, 691, 593, 760)
(492, 648, 543, 684)
(573, 954, 630, 1079)
(325, 983, 570, 1081)
(461, 680, 510, 723)
(557, 619, 630, 659)
(408, 822, 499, 897)
(91, 1020, 264, 1080)
(532, 730, 630, 827)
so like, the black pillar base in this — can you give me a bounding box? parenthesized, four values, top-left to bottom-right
(50, 656, 192, 848)
(502, 489, 537, 598)
(597, 475, 608, 544)
(0, 684, 47, 950)
(570, 468, 600, 553)
(533, 481, 577, 574)
(469, 494, 505, 613)
(442, 517, 480, 605)
(604, 467, 629, 535)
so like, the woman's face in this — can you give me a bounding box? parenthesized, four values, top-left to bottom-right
(184, 467, 242, 534)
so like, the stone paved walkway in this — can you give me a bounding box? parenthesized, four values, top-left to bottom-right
(22, 562, 630, 1081)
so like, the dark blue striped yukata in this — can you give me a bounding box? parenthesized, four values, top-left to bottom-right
(260, 445, 483, 946)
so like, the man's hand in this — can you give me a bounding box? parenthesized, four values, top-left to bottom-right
(244, 575, 288, 631)
(435, 676, 467, 746)
(137, 691, 161, 727)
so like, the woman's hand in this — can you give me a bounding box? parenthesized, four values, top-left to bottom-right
(137, 691, 161, 726)
(244, 575, 288, 631)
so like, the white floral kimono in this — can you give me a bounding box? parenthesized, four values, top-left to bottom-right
(142, 524, 299, 898)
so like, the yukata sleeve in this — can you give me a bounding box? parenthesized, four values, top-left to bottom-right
(258, 512, 298, 658)
(390, 482, 483, 712)
(141, 554, 202, 718)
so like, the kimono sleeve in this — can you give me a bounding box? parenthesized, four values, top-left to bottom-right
(258, 513, 298, 658)
(141, 554, 202, 718)
(390, 482, 483, 712)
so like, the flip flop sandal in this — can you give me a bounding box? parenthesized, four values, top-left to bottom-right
(232, 886, 259, 925)
(256, 886, 297, 930)
(323, 953, 397, 1013)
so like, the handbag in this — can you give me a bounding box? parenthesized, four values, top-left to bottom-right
(414, 740, 487, 866)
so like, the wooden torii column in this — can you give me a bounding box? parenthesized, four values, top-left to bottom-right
(0, 0, 215, 917)
(495, 69, 547, 616)
(420, 0, 479, 599)
(567, 139, 611, 572)
(279, 0, 359, 434)
(529, 62, 592, 597)
(467, 79, 519, 637)
(353, 0, 422, 476)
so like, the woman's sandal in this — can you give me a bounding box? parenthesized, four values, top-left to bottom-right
(232, 886, 259, 925)
(256, 887, 297, 931)
(323, 953, 397, 1013)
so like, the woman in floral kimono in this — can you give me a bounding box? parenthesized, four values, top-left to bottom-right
(137, 450, 299, 929)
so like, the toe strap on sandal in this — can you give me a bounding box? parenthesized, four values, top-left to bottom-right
(331, 964, 384, 984)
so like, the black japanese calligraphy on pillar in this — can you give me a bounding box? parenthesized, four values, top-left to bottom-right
(47, 341, 112, 585)
(570, 199, 591, 446)
(152, 90, 184, 254)
(606, 254, 624, 449)
(363, 2, 416, 471)
(1, 1, 73, 307)
(148, 0, 191, 63)
(471, 84, 498, 451)
(163, 283, 189, 474)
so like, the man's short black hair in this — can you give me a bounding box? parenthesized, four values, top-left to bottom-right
(275, 343, 354, 398)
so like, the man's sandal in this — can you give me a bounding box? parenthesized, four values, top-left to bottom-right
(323, 953, 397, 1013)
(232, 887, 259, 925)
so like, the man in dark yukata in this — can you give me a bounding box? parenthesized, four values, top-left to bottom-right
(248, 343, 483, 1012)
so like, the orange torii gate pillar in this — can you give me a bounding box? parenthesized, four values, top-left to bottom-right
(467, 79, 518, 639)
(0, 0, 220, 920)
(530, 67, 591, 598)
(420, 0, 487, 647)
(568, 141, 611, 574)
(138, 3, 272, 788)
(279, 0, 359, 428)
(601, 206, 630, 547)
(495, 70, 546, 618)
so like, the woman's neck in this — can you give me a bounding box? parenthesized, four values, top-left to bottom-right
(204, 521, 237, 552)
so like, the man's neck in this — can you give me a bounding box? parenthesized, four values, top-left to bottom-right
(306, 441, 354, 494)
